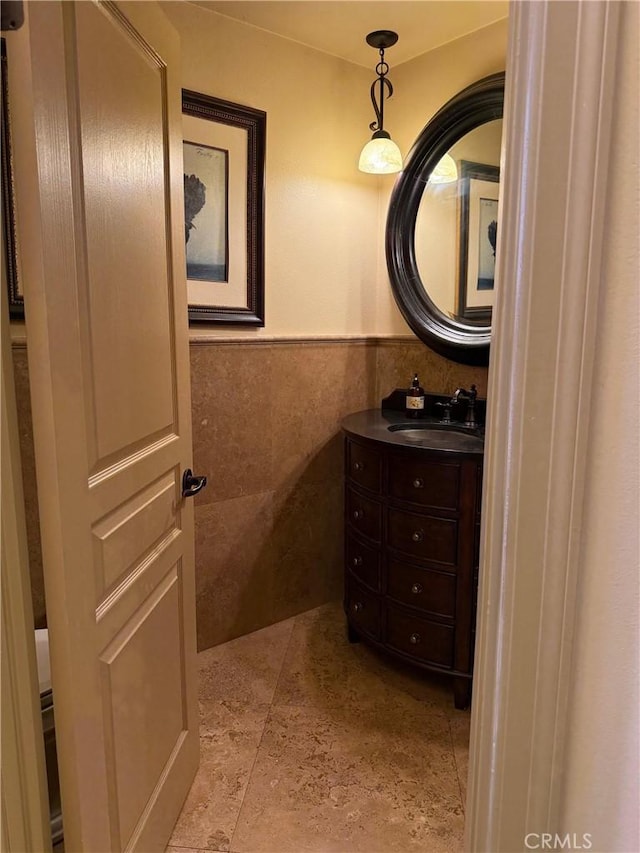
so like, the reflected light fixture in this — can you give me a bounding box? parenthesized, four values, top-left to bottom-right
(358, 30, 403, 174)
(429, 153, 458, 184)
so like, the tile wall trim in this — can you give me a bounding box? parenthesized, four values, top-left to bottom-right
(375, 337, 424, 347)
(188, 334, 417, 347)
(11, 334, 421, 351)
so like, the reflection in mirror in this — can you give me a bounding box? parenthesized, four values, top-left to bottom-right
(415, 120, 503, 322)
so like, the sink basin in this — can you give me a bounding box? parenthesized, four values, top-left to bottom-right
(387, 422, 484, 451)
(388, 422, 474, 435)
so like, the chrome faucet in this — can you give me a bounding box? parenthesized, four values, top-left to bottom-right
(450, 385, 478, 429)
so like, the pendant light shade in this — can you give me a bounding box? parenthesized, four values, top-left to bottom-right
(359, 31, 402, 175)
(429, 153, 458, 184)
(359, 131, 403, 174)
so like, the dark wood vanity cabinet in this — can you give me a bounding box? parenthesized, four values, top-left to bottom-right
(343, 432, 483, 709)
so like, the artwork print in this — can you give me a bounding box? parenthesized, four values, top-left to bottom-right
(457, 160, 500, 321)
(183, 141, 228, 282)
(476, 197, 498, 291)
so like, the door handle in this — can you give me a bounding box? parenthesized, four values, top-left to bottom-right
(182, 468, 207, 498)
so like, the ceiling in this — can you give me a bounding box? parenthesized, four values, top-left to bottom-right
(190, 1, 509, 68)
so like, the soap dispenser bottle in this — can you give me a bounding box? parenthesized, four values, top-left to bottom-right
(405, 374, 425, 418)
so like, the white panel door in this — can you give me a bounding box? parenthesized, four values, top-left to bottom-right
(13, 2, 200, 850)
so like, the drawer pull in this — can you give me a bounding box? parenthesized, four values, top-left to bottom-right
(353, 509, 364, 521)
(353, 601, 364, 613)
(411, 530, 424, 542)
(411, 583, 423, 595)
(353, 461, 364, 472)
(413, 477, 424, 489)
(352, 555, 363, 567)
(409, 632, 421, 645)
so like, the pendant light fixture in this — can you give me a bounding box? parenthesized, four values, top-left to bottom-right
(429, 153, 458, 184)
(358, 30, 403, 174)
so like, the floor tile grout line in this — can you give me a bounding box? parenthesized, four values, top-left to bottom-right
(447, 716, 466, 814)
(255, 614, 298, 709)
(268, 610, 299, 706)
(227, 612, 299, 851)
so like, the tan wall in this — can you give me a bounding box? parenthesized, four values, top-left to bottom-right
(161, 4, 507, 341)
(393, 19, 509, 153)
(162, 1, 381, 338)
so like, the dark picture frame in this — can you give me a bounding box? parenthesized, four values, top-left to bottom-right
(182, 89, 265, 325)
(2, 38, 22, 319)
(457, 159, 500, 323)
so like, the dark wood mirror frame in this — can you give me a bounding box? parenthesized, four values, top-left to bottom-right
(386, 72, 505, 366)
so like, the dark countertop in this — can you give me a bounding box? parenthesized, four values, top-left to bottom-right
(341, 409, 485, 456)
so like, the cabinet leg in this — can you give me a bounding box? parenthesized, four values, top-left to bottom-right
(453, 677, 471, 710)
(347, 622, 360, 644)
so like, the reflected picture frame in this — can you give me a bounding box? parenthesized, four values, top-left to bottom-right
(458, 160, 500, 323)
(182, 89, 265, 325)
(2, 38, 22, 319)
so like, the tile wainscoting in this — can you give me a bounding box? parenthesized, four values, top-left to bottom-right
(13, 336, 488, 650)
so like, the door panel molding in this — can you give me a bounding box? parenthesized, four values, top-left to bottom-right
(96, 531, 183, 643)
(100, 567, 186, 847)
(74, 1, 178, 467)
(88, 432, 180, 493)
(92, 470, 179, 595)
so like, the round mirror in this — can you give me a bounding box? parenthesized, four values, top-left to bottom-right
(386, 73, 505, 365)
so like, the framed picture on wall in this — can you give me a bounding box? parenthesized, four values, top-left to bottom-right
(457, 160, 500, 323)
(182, 89, 266, 325)
(2, 38, 22, 319)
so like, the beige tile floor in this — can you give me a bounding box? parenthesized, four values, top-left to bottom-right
(167, 601, 470, 853)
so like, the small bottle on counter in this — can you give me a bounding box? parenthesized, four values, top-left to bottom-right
(405, 374, 425, 418)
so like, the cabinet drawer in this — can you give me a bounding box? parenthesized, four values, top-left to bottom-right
(387, 560, 456, 618)
(346, 533, 380, 591)
(346, 440, 381, 494)
(387, 507, 458, 567)
(346, 578, 381, 640)
(386, 604, 454, 668)
(389, 454, 460, 510)
(346, 487, 382, 543)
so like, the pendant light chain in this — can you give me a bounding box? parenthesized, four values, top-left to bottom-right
(369, 45, 394, 134)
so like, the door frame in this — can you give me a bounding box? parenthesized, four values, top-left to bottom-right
(466, 1, 625, 850)
(1, 294, 51, 851)
(1, 12, 50, 851)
